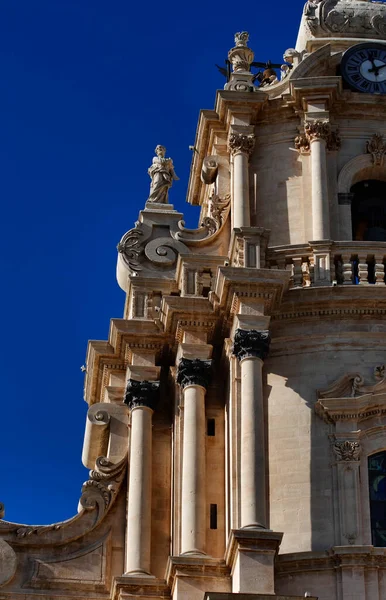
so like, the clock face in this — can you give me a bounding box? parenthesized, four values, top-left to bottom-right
(341, 43, 386, 94)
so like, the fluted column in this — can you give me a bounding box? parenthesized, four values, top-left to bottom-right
(177, 358, 212, 555)
(233, 329, 271, 529)
(305, 120, 331, 241)
(124, 379, 160, 576)
(228, 131, 255, 229)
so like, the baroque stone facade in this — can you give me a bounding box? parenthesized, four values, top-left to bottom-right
(2, 1, 386, 600)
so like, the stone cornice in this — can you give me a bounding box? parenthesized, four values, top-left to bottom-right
(165, 556, 229, 591)
(276, 547, 386, 574)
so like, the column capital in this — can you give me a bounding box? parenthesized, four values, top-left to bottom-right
(124, 379, 160, 411)
(233, 329, 271, 361)
(228, 131, 255, 157)
(177, 358, 212, 390)
(333, 440, 361, 462)
(304, 120, 331, 143)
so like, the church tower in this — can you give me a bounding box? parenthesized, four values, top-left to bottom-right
(1, 2, 386, 599)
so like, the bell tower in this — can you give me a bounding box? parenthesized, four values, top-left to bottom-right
(1, 2, 386, 600)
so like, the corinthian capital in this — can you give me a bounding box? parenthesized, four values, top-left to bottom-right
(233, 329, 271, 361)
(304, 120, 331, 143)
(228, 132, 256, 157)
(124, 379, 160, 411)
(177, 358, 212, 390)
(333, 440, 361, 462)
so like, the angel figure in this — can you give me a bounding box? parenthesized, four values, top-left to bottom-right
(147, 145, 179, 204)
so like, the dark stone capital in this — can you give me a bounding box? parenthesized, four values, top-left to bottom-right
(124, 379, 160, 411)
(338, 192, 354, 206)
(177, 358, 212, 390)
(233, 329, 271, 361)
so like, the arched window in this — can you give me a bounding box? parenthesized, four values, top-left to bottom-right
(351, 180, 386, 241)
(368, 451, 386, 547)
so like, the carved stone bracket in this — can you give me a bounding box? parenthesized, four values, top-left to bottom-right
(333, 440, 361, 462)
(124, 379, 160, 410)
(228, 132, 256, 157)
(366, 133, 386, 166)
(177, 358, 212, 390)
(233, 329, 271, 362)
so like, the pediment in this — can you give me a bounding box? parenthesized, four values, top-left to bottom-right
(316, 367, 386, 423)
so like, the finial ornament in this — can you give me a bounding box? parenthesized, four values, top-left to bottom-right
(147, 145, 179, 204)
(234, 32, 249, 47)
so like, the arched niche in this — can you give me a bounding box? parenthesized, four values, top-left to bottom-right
(338, 154, 386, 195)
(337, 154, 386, 240)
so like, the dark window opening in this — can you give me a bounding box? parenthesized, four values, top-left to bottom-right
(368, 451, 386, 547)
(210, 504, 218, 530)
(207, 418, 216, 437)
(351, 180, 386, 242)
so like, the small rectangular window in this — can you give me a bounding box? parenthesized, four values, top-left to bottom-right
(207, 418, 215, 437)
(210, 504, 217, 530)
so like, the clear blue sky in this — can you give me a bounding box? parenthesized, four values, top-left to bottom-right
(0, 0, 304, 525)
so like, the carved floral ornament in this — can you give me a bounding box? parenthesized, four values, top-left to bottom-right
(295, 121, 341, 153)
(233, 329, 271, 362)
(366, 133, 386, 166)
(177, 358, 213, 390)
(333, 440, 361, 462)
(228, 132, 256, 157)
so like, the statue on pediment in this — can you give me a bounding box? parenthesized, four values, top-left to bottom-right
(147, 145, 179, 204)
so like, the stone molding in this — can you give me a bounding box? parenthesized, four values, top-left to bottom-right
(124, 379, 160, 410)
(338, 192, 353, 206)
(233, 329, 271, 361)
(333, 440, 361, 462)
(177, 358, 212, 390)
(227, 132, 256, 157)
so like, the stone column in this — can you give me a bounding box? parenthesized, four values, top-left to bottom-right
(177, 358, 212, 555)
(233, 329, 271, 529)
(228, 131, 255, 230)
(305, 121, 331, 241)
(124, 378, 160, 576)
(333, 439, 362, 546)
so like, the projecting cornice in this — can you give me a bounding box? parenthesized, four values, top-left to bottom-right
(84, 319, 170, 406)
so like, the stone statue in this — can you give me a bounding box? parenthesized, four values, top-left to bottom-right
(147, 145, 179, 204)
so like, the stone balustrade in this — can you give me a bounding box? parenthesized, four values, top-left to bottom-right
(267, 241, 386, 287)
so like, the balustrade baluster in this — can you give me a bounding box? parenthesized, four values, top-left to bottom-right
(342, 254, 354, 285)
(375, 256, 386, 285)
(358, 255, 369, 285)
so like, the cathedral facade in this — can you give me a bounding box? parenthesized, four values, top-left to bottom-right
(1, 2, 386, 599)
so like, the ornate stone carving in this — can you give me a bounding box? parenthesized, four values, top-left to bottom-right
(295, 133, 310, 154)
(326, 129, 341, 151)
(80, 455, 127, 514)
(124, 379, 160, 410)
(0, 539, 17, 587)
(175, 194, 231, 245)
(333, 441, 361, 462)
(233, 329, 271, 361)
(304, 120, 331, 143)
(147, 145, 179, 204)
(228, 132, 256, 157)
(366, 133, 386, 166)
(177, 358, 212, 390)
(307, 0, 386, 40)
(228, 32, 254, 73)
